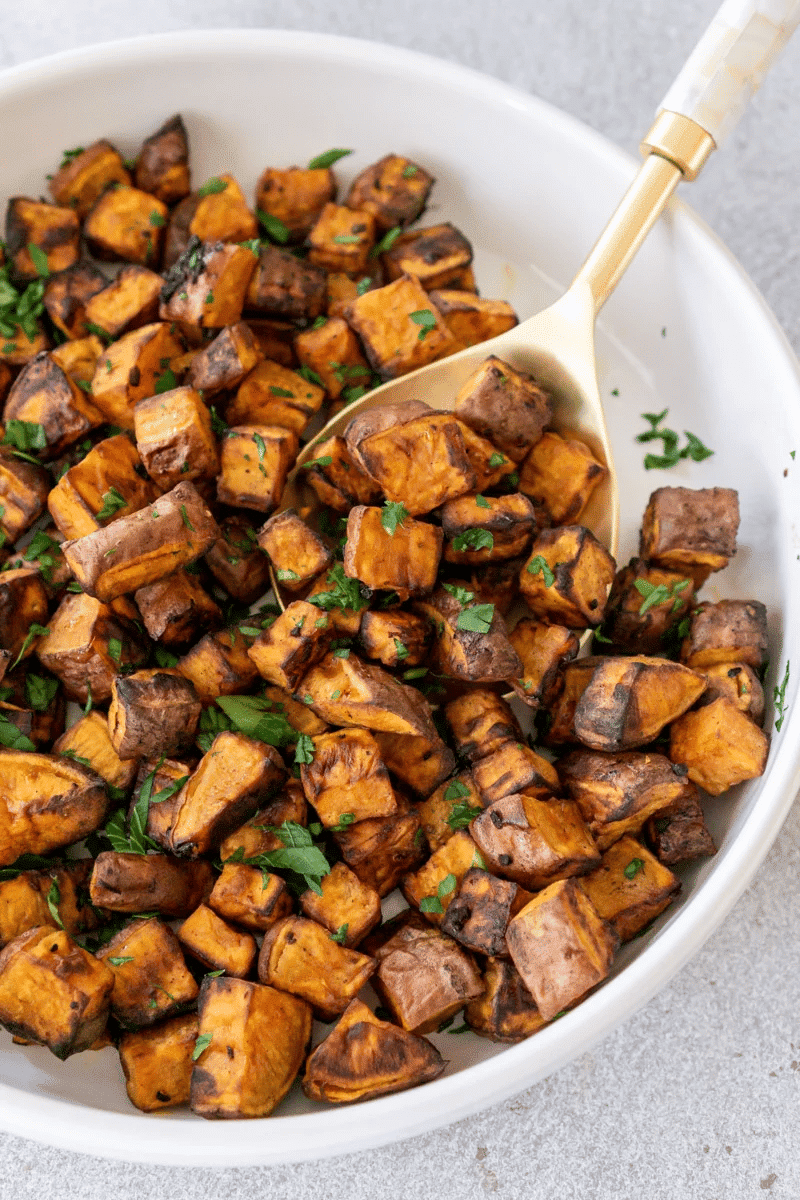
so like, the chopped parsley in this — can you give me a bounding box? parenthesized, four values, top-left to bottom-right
(308, 148, 353, 169)
(410, 308, 436, 340)
(149, 210, 166, 226)
(27, 243, 50, 278)
(774, 660, 790, 732)
(394, 639, 409, 660)
(179, 504, 195, 531)
(419, 872, 457, 915)
(309, 564, 367, 613)
(46, 878, 64, 928)
(301, 455, 334, 470)
(381, 500, 409, 535)
(447, 800, 482, 830)
(197, 177, 228, 197)
(330, 924, 349, 944)
(526, 555, 555, 587)
(371, 226, 402, 257)
(192, 1033, 213, 1061)
(456, 603, 494, 634)
(95, 486, 127, 522)
(154, 367, 177, 394)
(633, 577, 690, 615)
(294, 733, 315, 765)
(257, 209, 290, 244)
(623, 858, 645, 880)
(636, 409, 714, 470)
(451, 528, 494, 553)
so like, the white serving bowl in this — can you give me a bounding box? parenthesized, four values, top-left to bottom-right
(0, 28, 799, 1168)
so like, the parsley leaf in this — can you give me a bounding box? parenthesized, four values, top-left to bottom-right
(215, 695, 296, 748)
(410, 308, 436, 340)
(294, 733, 315, 765)
(441, 582, 474, 605)
(309, 564, 367, 613)
(27, 243, 50, 278)
(381, 500, 409, 535)
(526, 555, 555, 587)
(623, 858, 645, 880)
(394, 639, 409, 660)
(210, 405, 228, 436)
(636, 409, 714, 469)
(11, 622, 49, 670)
(447, 800, 483, 830)
(420, 872, 457, 914)
(24, 674, 59, 712)
(301, 455, 334, 470)
(451, 528, 494, 553)
(197, 177, 228, 197)
(330, 924, 349, 944)
(257, 210, 289, 244)
(227, 821, 331, 894)
(179, 504, 195, 531)
(95, 486, 127, 522)
(192, 1032, 213, 1061)
(46, 878, 64, 928)
(456, 603, 494, 634)
(154, 367, 176, 395)
(633, 577, 690, 615)
(774, 660, 790, 732)
(3, 419, 46, 454)
(308, 148, 353, 169)
(371, 226, 402, 257)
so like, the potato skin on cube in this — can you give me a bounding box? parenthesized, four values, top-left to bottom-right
(247, 243, 327, 321)
(572, 655, 706, 753)
(439, 867, 518, 957)
(119, 1011, 198, 1112)
(579, 835, 680, 942)
(134, 114, 191, 206)
(382, 223, 473, 291)
(345, 155, 434, 231)
(372, 919, 483, 1034)
(344, 505, 443, 597)
(639, 486, 739, 586)
(258, 915, 376, 1021)
(43, 260, 107, 340)
(258, 509, 332, 592)
(301, 727, 397, 828)
(134, 386, 219, 490)
(108, 669, 201, 761)
(519, 525, 616, 629)
(37, 591, 148, 704)
(680, 599, 768, 670)
(89, 852, 214, 918)
(97, 917, 199, 1028)
(697, 662, 765, 725)
(4, 351, 102, 457)
(217, 423, 296, 514)
(186, 321, 262, 396)
(178, 903, 257, 979)
(345, 276, 456, 382)
(205, 513, 273, 603)
(453, 355, 551, 463)
(209, 865, 293, 935)
(0, 567, 49, 663)
(465, 957, 546, 1043)
(414, 586, 522, 684)
(645, 783, 715, 864)
(135, 569, 222, 647)
(0, 751, 107, 867)
(359, 609, 431, 668)
(471, 794, 600, 890)
(669, 696, 770, 796)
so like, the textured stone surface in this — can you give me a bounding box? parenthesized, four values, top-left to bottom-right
(1, 3, 799, 1196)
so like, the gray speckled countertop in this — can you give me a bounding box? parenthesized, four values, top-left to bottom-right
(1, 2, 799, 1196)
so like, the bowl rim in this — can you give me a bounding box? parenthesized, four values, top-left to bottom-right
(1, 25, 799, 1168)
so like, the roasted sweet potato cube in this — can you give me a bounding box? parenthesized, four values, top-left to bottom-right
(414, 586, 522, 683)
(519, 430, 606, 525)
(48, 433, 159, 540)
(247, 600, 332, 691)
(453, 355, 551, 463)
(240, 319, 297, 367)
(89, 852, 213, 917)
(254, 165, 335, 242)
(558, 749, 694, 850)
(134, 114, 191, 205)
(440, 867, 518, 956)
(0, 926, 113, 1057)
(382, 223, 472, 290)
(520, 526, 616, 629)
(372, 920, 483, 1034)
(0, 861, 95, 948)
(640, 486, 740, 586)
(645, 783, 715, 864)
(444, 689, 522, 762)
(216, 423, 295, 513)
(89, 320, 183, 430)
(417, 771, 482, 853)
(127, 755, 191, 853)
(178, 903, 257, 978)
(472, 742, 560, 805)
(43, 260, 107, 339)
(82, 264, 163, 342)
(52, 710, 137, 792)
(257, 509, 332, 592)
(298, 651, 438, 739)
(697, 661, 765, 725)
(326, 268, 384, 318)
(681, 599, 768, 671)
(293, 315, 373, 401)
(134, 386, 219, 490)
(160, 238, 257, 329)
(37, 592, 147, 703)
(465, 957, 546, 1042)
(0, 566, 48, 662)
(599, 558, 695, 656)
(345, 276, 456, 381)
(187, 174, 258, 247)
(471, 794, 600, 890)
(209, 864, 293, 934)
(298, 862, 381, 949)
(63, 481, 220, 602)
(335, 808, 424, 897)
(177, 627, 259, 703)
(0, 319, 50, 367)
(304, 567, 366, 636)
(402, 829, 481, 926)
(97, 917, 198, 1028)
(452, 421, 517, 493)
(227, 358, 325, 434)
(170, 732, 285, 857)
(186, 322, 262, 396)
(246, 244, 326, 321)
(357, 412, 474, 514)
(506, 878, 616, 1021)
(119, 1011, 198, 1112)
(191, 976, 311, 1119)
(669, 696, 769, 795)
(508, 618, 580, 710)
(371, 730, 455, 797)
(345, 155, 434, 231)
(359, 609, 431, 668)
(135, 569, 222, 646)
(49, 139, 130, 219)
(200, 518, 267, 606)
(50, 334, 104, 396)
(0, 750, 107, 866)
(344, 398, 428, 470)
(301, 434, 382, 512)
(83, 186, 168, 266)
(440, 492, 536, 564)
(4, 197, 80, 281)
(258, 914, 375, 1020)
(0, 449, 50, 543)
(4, 351, 102, 456)
(307, 203, 376, 276)
(430, 290, 518, 351)
(344, 505, 442, 597)
(580, 835, 680, 941)
(572, 655, 706, 752)
(300, 727, 396, 828)
(108, 669, 201, 761)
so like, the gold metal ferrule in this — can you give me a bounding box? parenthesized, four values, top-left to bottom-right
(640, 110, 716, 180)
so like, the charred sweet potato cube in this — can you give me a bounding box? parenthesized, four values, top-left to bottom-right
(579, 835, 680, 941)
(83, 186, 168, 266)
(465, 957, 546, 1042)
(558, 748, 694, 850)
(359, 609, 431, 668)
(301, 434, 382, 512)
(0, 320, 50, 368)
(345, 276, 456, 381)
(226, 358, 325, 434)
(300, 727, 396, 828)
(170, 732, 285, 857)
(439, 492, 536, 564)
(326, 269, 384, 318)
(669, 696, 769, 796)
(0, 566, 48, 662)
(48, 433, 159, 540)
(0, 750, 107, 866)
(239, 317, 297, 366)
(0, 926, 113, 1058)
(572, 655, 706, 752)
(307, 204, 376, 276)
(357, 412, 474, 515)
(599, 558, 695, 656)
(62, 481, 220, 602)
(178, 903, 257, 978)
(254, 164, 335, 242)
(108, 669, 201, 761)
(191, 976, 311, 1119)
(452, 421, 516, 493)
(257, 509, 332, 592)
(414, 586, 522, 683)
(519, 430, 606, 525)
(298, 651, 438, 740)
(645, 783, 715, 864)
(119, 1011, 198, 1112)
(417, 771, 482, 853)
(444, 689, 522, 762)
(345, 155, 434, 231)
(382, 223, 472, 290)
(472, 742, 560, 805)
(471, 794, 599, 890)
(49, 139, 130, 219)
(298, 862, 381, 948)
(335, 807, 424, 897)
(187, 174, 258, 247)
(89, 320, 183, 430)
(246, 244, 326, 321)
(4, 197, 80, 281)
(509, 618, 580, 709)
(293, 315, 373, 402)
(303, 996, 443, 1103)
(37, 591, 147, 704)
(3, 351, 102, 457)
(134, 386, 219, 490)
(97, 917, 198, 1028)
(453, 356, 551, 463)
(134, 114, 191, 205)
(519, 526, 616, 628)
(0, 450, 50, 544)
(177, 627, 259, 703)
(247, 600, 333, 691)
(372, 730, 455, 799)
(52, 710, 137, 793)
(471, 556, 523, 619)
(698, 661, 765, 725)
(344, 398, 428, 470)
(0, 861, 95, 948)
(402, 829, 481, 925)
(343, 505, 442, 598)
(429, 290, 517, 351)
(506, 879, 616, 1021)
(640, 486, 740, 586)
(258, 914, 375, 1020)
(680, 599, 768, 671)
(204, 514, 271, 604)
(440, 867, 518, 956)
(43, 260, 107, 339)
(259, 690, 328, 741)
(216, 423, 295, 513)
(372, 920, 482, 1034)
(130, 755, 193, 853)
(209, 864, 293, 934)
(186, 321, 262, 396)
(160, 238, 257, 329)
(89, 852, 214, 917)
(304, 567, 366, 636)
(82, 265, 163, 341)
(50, 333, 103, 395)
(135, 569, 221, 646)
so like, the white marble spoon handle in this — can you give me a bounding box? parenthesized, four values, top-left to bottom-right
(660, 0, 800, 145)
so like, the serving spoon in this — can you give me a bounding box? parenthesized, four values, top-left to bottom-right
(276, 0, 800, 572)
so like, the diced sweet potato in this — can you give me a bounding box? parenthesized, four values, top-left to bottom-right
(52, 710, 137, 792)
(89, 321, 183, 430)
(129, 756, 191, 853)
(119, 1012, 198, 1112)
(0, 751, 107, 866)
(444, 689, 522, 762)
(4, 197, 80, 281)
(108, 669, 201, 761)
(135, 569, 222, 646)
(343, 399, 429, 472)
(37, 591, 147, 703)
(0, 567, 48, 663)
(680, 599, 768, 670)
(160, 238, 257, 328)
(257, 509, 332, 592)
(0, 450, 50, 543)
(519, 430, 606, 525)
(508, 618, 580, 709)
(89, 852, 213, 917)
(97, 916, 198, 1028)
(345, 276, 456, 380)
(48, 433, 159, 540)
(645, 783, 716, 864)
(83, 265, 163, 340)
(579, 835, 680, 941)
(300, 727, 396, 828)
(697, 661, 765, 725)
(335, 808, 424, 897)
(359, 609, 431, 668)
(372, 919, 483, 1033)
(372, 730, 455, 800)
(471, 794, 599, 889)
(49, 139, 131, 219)
(43, 260, 107, 340)
(297, 651, 438, 740)
(217, 423, 296, 513)
(472, 742, 560, 804)
(344, 505, 442, 598)
(300, 434, 382, 512)
(440, 867, 518, 957)
(454, 355, 551, 463)
(414, 586, 522, 683)
(209, 864, 293, 934)
(417, 771, 482, 853)
(202, 514, 269, 604)
(178, 903, 257, 978)
(345, 155, 434, 231)
(465, 957, 546, 1042)
(519, 526, 616, 628)
(640, 486, 740, 586)
(439, 492, 536, 564)
(0, 861, 95, 948)
(227, 357, 325, 434)
(431, 290, 518, 351)
(246, 244, 326, 321)
(134, 114, 191, 206)
(307, 203, 376, 276)
(598, 558, 695, 656)
(258, 915, 375, 1020)
(298, 862, 381, 949)
(402, 829, 481, 926)
(572, 656, 706, 752)
(134, 385, 219, 490)
(382, 223, 472, 290)
(254, 165, 335, 242)
(176, 627, 260, 703)
(83, 186, 167, 266)
(294, 314, 374, 402)
(669, 696, 770, 795)
(247, 600, 333, 691)
(186, 321, 262, 396)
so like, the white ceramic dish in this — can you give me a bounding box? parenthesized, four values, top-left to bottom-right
(0, 28, 799, 1168)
